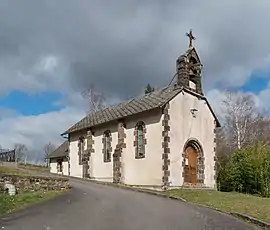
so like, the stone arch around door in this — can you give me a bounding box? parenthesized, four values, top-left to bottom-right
(182, 138, 205, 185)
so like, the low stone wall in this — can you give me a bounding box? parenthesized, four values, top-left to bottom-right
(0, 174, 70, 193)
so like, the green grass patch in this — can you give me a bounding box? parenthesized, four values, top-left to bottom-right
(0, 166, 30, 176)
(18, 163, 49, 172)
(0, 190, 66, 215)
(164, 189, 270, 223)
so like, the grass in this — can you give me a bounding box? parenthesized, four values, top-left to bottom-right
(164, 189, 270, 223)
(0, 166, 30, 176)
(0, 190, 66, 215)
(18, 163, 50, 172)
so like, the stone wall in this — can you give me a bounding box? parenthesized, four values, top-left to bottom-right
(0, 174, 70, 193)
(162, 103, 171, 188)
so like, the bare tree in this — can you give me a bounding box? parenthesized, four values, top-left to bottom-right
(253, 116, 270, 145)
(14, 143, 28, 163)
(81, 83, 106, 114)
(44, 142, 56, 166)
(221, 91, 262, 150)
(215, 127, 232, 171)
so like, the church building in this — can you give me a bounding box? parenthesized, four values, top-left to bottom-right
(60, 30, 220, 189)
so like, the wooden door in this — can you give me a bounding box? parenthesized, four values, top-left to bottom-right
(184, 146, 197, 184)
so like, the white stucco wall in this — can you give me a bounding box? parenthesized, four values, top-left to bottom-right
(89, 110, 164, 185)
(69, 131, 84, 178)
(68, 90, 216, 188)
(68, 123, 118, 182)
(50, 158, 69, 176)
(68, 110, 164, 186)
(122, 110, 163, 186)
(169, 91, 216, 188)
(50, 161, 58, 174)
(62, 160, 69, 175)
(90, 123, 118, 182)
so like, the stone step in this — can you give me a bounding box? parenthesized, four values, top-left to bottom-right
(179, 182, 214, 190)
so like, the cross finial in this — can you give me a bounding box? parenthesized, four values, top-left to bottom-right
(186, 29, 195, 48)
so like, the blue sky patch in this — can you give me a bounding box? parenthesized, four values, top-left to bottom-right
(0, 91, 64, 116)
(240, 74, 269, 94)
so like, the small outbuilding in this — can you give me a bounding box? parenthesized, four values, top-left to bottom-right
(48, 141, 69, 176)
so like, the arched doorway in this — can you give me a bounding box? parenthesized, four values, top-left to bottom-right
(184, 146, 197, 184)
(182, 139, 204, 185)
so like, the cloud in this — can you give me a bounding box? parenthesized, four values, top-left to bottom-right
(0, 106, 84, 152)
(1, 0, 270, 162)
(256, 87, 270, 114)
(206, 86, 270, 124)
(0, 107, 17, 120)
(206, 89, 227, 117)
(34, 56, 59, 73)
(0, 0, 269, 99)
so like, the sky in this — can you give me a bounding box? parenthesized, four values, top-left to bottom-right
(0, 0, 270, 162)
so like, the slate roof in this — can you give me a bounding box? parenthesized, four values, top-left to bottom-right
(62, 86, 182, 135)
(48, 141, 69, 159)
(62, 86, 220, 135)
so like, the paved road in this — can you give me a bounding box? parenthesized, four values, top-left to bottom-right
(0, 178, 260, 230)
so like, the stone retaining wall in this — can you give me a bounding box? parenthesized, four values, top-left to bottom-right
(0, 174, 70, 193)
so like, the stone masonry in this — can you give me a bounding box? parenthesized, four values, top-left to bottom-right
(113, 121, 126, 183)
(162, 103, 171, 188)
(181, 138, 205, 186)
(0, 174, 70, 193)
(83, 130, 94, 178)
(78, 135, 90, 178)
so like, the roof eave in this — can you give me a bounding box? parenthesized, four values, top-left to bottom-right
(182, 88, 221, 128)
(159, 86, 184, 108)
(63, 106, 164, 135)
(181, 88, 221, 127)
(47, 155, 68, 159)
(61, 131, 68, 136)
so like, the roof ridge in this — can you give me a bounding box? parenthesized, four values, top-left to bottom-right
(86, 85, 171, 116)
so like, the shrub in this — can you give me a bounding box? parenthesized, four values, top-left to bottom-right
(217, 142, 270, 197)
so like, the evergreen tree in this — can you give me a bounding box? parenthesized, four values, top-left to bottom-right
(144, 84, 155, 94)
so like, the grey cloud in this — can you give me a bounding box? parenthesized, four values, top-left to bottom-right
(0, 106, 84, 150)
(0, 0, 269, 100)
(0, 107, 17, 120)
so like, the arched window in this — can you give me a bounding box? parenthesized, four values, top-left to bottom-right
(134, 121, 146, 159)
(103, 130, 112, 162)
(78, 136, 85, 165)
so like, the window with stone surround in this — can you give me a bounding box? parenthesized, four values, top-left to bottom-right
(57, 159, 63, 173)
(134, 121, 146, 159)
(103, 130, 112, 162)
(78, 136, 85, 165)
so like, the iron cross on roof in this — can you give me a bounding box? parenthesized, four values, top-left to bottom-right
(186, 29, 195, 48)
